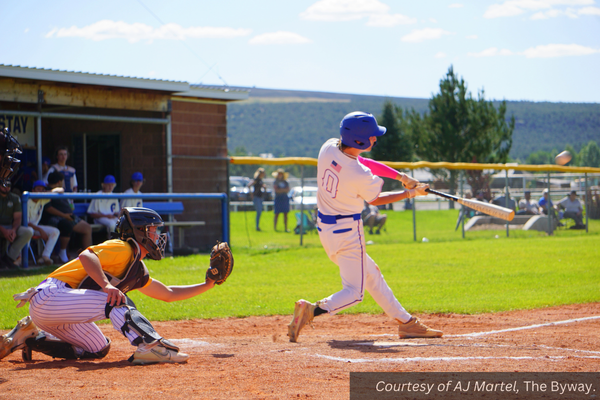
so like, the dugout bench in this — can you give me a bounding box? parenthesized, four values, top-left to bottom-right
(73, 201, 205, 248)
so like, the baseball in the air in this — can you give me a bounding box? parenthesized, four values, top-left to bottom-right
(555, 150, 572, 165)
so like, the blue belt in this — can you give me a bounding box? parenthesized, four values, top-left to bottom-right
(318, 211, 361, 225)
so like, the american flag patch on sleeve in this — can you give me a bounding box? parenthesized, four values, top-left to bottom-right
(331, 160, 342, 172)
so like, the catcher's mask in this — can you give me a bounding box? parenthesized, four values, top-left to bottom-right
(0, 128, 22, 187)
(339, 111, 386, 150)
(116, 207, 167, 260)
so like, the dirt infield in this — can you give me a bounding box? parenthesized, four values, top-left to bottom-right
(1, 303, 599, 400)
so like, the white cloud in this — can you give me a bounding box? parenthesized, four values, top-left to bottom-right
(579, 6, 600, 14)
(45, 20, 251, 43)
(468, 47, 513, 57)
(401, 28, 453, 43)
(301, 0, 389, 21)
(249, 31, 311, 45)
(448, 3, 465, 8)
(531, 7, 581, 18)
(434, 52, 447, 58)
(483, 0, 594, 19)
(466, 43, 598, 58)
(522, 43, 599, 57)
(366, 13, 417, 26)
(24, 28, 29, 33)
(466, 34, 478, 39)
(301, 0, 416, 26)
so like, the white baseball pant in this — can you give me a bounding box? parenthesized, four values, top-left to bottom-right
(317, 216, 412, 323)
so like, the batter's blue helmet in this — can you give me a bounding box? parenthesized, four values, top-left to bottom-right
(340, 112, 386, 150)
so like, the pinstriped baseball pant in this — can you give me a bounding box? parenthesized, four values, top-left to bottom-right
(29, 278, 141, 353)
(317, 217, 412, 323)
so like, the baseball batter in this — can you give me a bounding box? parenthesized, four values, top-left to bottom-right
(0, 207, 218, 364)
(288, 111, 443, 342)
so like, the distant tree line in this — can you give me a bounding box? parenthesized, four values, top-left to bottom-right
(227, 68, 600, 184)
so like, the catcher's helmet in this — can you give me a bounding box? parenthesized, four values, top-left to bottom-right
(116, 207, 167, 260)
(339, 111, 386, 150)
(0, 128, 22, 187)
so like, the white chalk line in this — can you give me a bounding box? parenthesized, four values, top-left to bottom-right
(365, 315, 600, 339)
(314, 354, 600, 364)
(446, 315, 600, 338)
(351, 341, 600, 356)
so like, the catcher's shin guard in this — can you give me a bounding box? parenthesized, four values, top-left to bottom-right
(22, 333, 111, 361)
(120, 306, 179, 351)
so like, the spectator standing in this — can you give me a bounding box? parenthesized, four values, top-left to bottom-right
(0, 181, 34, 269)
(272, 168, 291, 232)
(46, 146, 78, 192)
(42, 172, 92, 263)
(517, 190, 540, 215)
(557, 191, 585, 229)
(27, 180, 60, 266)
(248, 168, 266, 231)
(120, 172, 144, 209)
(88, 175, 119, 234)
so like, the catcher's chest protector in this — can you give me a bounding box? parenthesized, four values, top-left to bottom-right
(78, 240, 149, 294)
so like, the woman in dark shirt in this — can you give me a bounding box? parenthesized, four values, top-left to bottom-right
(249, 168, 266, 231)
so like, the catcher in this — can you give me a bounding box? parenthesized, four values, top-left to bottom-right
(0, 207, 233, 365)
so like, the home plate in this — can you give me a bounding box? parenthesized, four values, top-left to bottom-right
(169, 338, 215, 347)
(355, 341, 431, 348)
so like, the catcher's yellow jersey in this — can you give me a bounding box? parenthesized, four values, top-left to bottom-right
(47, 239, 153, 290)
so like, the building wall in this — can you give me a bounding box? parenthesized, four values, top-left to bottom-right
(1, 76, 232, 252)
(170, 99, 229, 250)
(40, 112, 165, 194)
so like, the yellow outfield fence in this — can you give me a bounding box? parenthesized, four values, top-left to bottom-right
(229, 156, 600, 240)
(230, 156, 600, 173)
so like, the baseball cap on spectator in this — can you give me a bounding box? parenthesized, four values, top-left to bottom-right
(47, 171, 65, 185)
(103, 175, 116, 184)
(131, 172, 143, 181)
(33, 180, 46, 189)
(542, 189, 549, 194)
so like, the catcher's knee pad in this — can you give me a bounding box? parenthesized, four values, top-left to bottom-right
(79, 338, 111, 360)
(23, 333, 111, 361)
(121, 306, 163, 346)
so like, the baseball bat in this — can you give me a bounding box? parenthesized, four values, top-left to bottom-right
(425, 188, 515, 221)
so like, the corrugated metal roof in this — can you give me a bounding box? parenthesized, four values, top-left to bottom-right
(179, 84, 249, 100)
(0, 64, 249, 101)
(0, 64, 189, 92)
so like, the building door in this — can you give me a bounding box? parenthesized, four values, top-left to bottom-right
(72, 133, 121, 193)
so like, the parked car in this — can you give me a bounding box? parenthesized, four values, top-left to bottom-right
(229, 176, 273, 201)
(229, 176, 251, 201)
(289, 186, 318, 206)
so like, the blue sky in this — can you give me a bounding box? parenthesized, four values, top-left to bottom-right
(2, 0, 599, 102)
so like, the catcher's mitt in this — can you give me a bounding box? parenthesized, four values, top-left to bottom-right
(206, 241, 233, 285)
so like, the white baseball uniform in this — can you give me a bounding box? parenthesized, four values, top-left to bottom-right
(27, 199, 60, 259)
(120, 188, 143, 209)
(87, 191, 119, 232)
(316, 138, 412, 323)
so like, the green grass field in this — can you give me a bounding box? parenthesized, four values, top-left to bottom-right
(1, 209, 598, 329)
